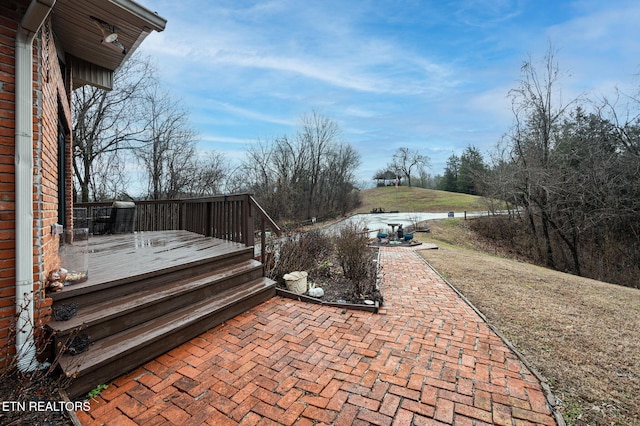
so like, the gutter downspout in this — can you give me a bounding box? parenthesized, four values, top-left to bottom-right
(15, 0, 56, 372)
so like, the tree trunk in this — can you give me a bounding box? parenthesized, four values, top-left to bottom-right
(541, 215, 555, 269)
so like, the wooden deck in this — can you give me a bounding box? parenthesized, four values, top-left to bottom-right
(91, 230, 249, 276)
(53, 230, 252, 300)
(47, 230, 276, 398)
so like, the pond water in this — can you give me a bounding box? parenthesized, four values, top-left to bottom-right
(330, 211, 488, 238)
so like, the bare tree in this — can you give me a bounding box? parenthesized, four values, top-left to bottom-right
(504, 44, 579, 267)
(319, 143, 361, 214)
(135, 83, 199, 199)
(188, 151, 229, 196)
(596, 88, 640, 157)
(480, 44, 640, 287)
(84, 149, 132, 201)
(242, 113, 360, 221)
(72, 54, 155, 201)
(389, 147, 430, 187)
(297, 111, 343, 218)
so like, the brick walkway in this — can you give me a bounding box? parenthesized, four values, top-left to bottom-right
(77, 247, 557, 425)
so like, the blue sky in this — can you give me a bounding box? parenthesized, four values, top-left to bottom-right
(135, 0, 640, 184)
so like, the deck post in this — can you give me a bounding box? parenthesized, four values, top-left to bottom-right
(205, 201, 213, 237)
(179, 200, 185, 230)
(245, 194, 254, 247)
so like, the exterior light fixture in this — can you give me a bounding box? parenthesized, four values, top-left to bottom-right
(104, 32, 118, 43)
(90, 16, 127, 54)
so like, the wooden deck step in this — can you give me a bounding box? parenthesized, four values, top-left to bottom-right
(51, 243, 254, 308)
(60, 277, 276, 399)
(47, 259, 264, 348)
(47, 232, 277, 399)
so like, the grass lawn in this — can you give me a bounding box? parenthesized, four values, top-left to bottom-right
(354, 186, 489, 214)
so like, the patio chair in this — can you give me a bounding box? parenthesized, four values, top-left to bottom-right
(92, 206, 113, 235)
(93, 201, 136, 234)
(110, 201, 136, 233)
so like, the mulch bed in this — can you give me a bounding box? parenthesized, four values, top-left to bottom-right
(275, 246, 383, 311)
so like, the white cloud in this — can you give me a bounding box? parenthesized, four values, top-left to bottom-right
(453, 0, 525, 27)
(204, 101, 294, 127)
(134, 0, 640, 182)
(198, 135, 255, 145)
(140, 1, 457, 97)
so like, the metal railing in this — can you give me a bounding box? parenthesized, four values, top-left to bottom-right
(75, 194, 281, 264)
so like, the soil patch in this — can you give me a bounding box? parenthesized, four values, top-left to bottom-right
(276, 246, 382, 306)
(0, 368, 74, 425)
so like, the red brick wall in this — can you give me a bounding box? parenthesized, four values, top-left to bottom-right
(0, 4, 72, 361)
(35, 18, 73, 328)
(0, 0, 23, 363)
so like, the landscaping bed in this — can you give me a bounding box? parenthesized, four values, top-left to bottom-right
(275, 244, 382, 312)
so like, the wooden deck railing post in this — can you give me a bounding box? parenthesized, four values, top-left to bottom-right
(179, 200, 185, 231)
(260, 216, 266, 265)
(244, 194, 254, 248)
(205, 201, 213, 237)
(224, 196, 229, 241)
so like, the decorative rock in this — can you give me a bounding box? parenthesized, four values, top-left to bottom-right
(48, 281, 64, 292)
(53, 303, 78, 321)
(364, 299, 375, 305)
(66, 334, 90, 355)
(308, 287, 324, 298)
(58, 267, 68, 282)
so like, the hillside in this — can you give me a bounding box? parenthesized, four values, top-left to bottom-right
(354, 186, 487, 214)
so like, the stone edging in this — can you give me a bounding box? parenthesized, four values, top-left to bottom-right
(275, 288, 380, 313)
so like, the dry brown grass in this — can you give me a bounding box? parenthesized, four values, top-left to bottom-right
(415, 219, 640, 426)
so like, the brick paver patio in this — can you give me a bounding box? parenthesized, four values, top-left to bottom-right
(77, 247, 557, 425)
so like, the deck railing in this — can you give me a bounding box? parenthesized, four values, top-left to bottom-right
(75, 194, 281, 264)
